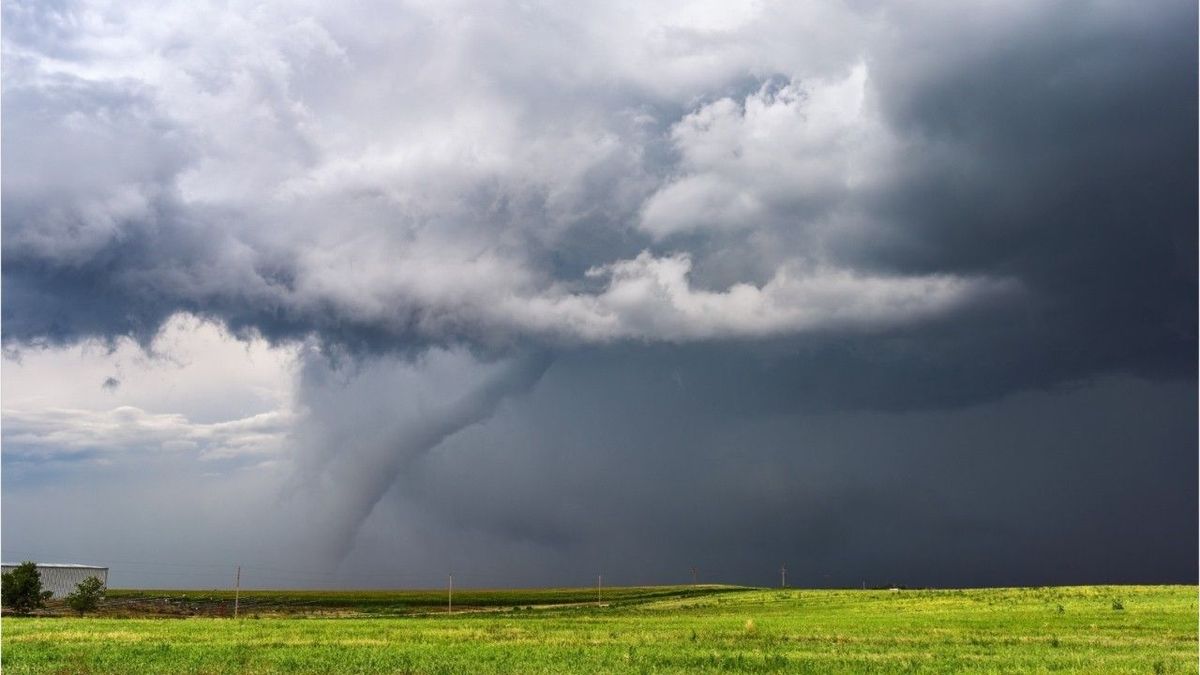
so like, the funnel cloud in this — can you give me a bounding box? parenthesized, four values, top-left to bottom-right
(290, 350, 554, 562)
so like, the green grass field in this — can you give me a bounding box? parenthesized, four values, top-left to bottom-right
(3, 585, 1195, 673)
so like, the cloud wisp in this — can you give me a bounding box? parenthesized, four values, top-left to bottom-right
(2, 405, 293, 465)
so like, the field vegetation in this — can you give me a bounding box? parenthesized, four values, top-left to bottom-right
(3, 584, 1195, 673)
(90, 585, 739, 617)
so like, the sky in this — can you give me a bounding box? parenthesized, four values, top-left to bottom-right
(1, 0, 1195, 590)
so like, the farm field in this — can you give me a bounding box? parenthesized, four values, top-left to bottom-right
(94, 585, 743, 617)
(2, 584, 1196, 674)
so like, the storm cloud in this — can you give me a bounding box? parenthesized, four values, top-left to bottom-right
(2, 0, 1195, 587)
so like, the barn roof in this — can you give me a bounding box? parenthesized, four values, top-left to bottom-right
(1, 563, 108, 569)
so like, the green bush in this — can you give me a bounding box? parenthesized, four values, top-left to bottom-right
(66, 576, 106, 614)
(2, 561, 47, 614)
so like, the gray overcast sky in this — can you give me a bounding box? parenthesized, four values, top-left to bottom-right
(2, 0, 1195, 589)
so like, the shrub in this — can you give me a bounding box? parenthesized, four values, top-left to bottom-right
(66, 576, 106, 615)
(2, 561, 47, 614)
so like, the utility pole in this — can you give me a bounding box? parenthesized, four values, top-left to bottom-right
(234, 565, 241, 619)
(690, 566, 698, 586)
(597, 575, 602, 607)
(780, 563, 787, 589)
(448, 574, 453, 614)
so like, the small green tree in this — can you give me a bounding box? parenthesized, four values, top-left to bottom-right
(2, 561, 47, 614)
(66, 576, 106, 615)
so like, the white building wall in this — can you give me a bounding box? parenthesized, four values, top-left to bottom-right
(1, 564, 109, 599)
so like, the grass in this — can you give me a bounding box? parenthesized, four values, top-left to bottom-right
(3, 585, 1195, 673)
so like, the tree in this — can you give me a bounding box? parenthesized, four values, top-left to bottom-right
(66, 576, 106, 615)
(2, 561, 49, 614)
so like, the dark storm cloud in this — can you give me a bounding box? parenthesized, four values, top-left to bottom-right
(1, 0, 1195, 586)
(3, 2, 1191, 389)
(858, 1, 1197, 384)
(328, 355, 1195, 587)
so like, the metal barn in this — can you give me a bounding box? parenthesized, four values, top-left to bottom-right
(1, 563, 109, 599)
